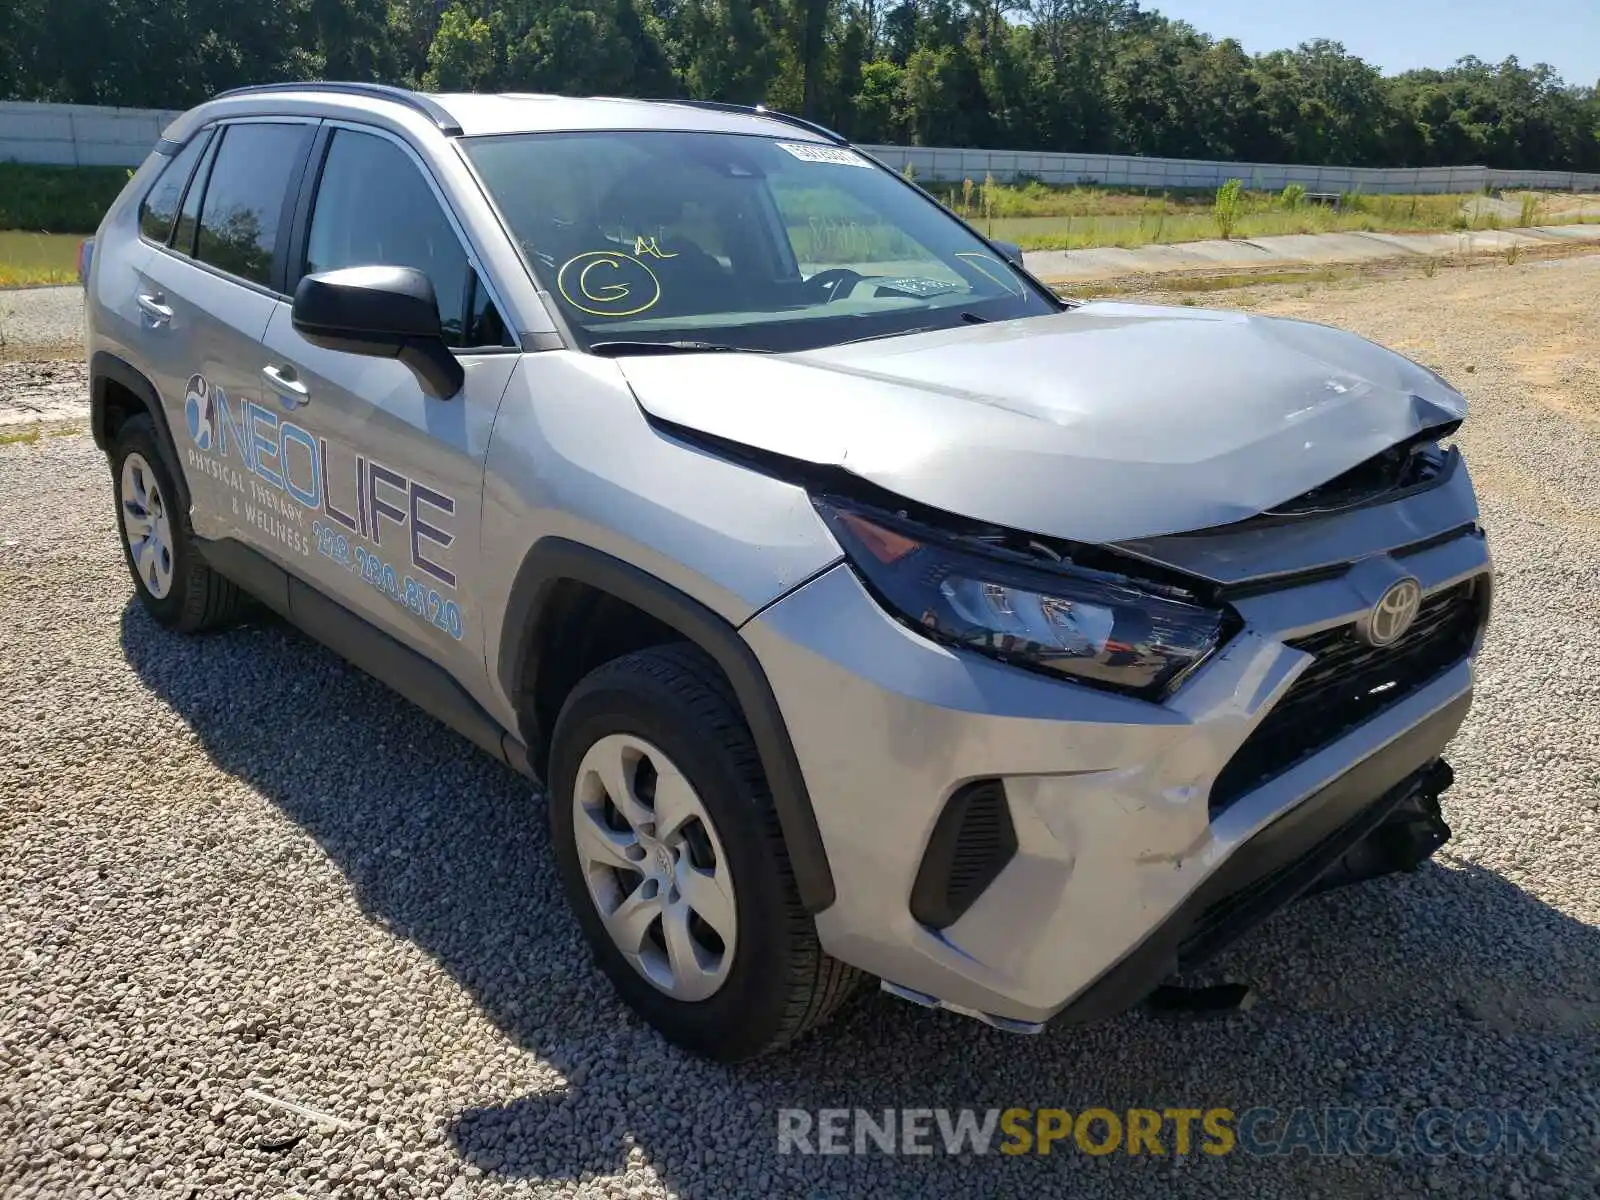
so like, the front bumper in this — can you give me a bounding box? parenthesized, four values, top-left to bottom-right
(741, 522, 1489, 1027)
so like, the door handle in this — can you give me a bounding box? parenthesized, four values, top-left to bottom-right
(261, 364, 310, 406)
(136, 293, 173, 324)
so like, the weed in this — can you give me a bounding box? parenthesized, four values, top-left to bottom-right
(1421, 256, 1439, 278)
(1280, 183, 1306, 209)
(0, 427, 41, 446)
(1214, 179, 1245, 239)
(1517, 192, 1542, 227)
(1504, 242, 1522, 265)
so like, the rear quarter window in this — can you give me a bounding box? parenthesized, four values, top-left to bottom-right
(138, 131, 212, 245)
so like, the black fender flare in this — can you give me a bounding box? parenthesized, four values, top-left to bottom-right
(91, 351, 191, 511)
(499, 538, 837, 913)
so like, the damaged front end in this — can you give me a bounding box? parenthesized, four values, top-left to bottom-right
(618, 302, 1471, 545)
(627, 308, 1491, 1030)
(1113, 759, 1458, 1023)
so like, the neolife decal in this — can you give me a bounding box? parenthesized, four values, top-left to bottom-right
(181, 373, 465, 640)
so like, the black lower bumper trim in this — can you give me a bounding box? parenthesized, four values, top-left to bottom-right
(1054, 691, 1471, 1025)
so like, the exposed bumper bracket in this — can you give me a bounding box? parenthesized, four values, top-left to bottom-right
(878, 980, 1046, 1035)
(1304, 762, 1453, 897)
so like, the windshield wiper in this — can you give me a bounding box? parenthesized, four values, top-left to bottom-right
(833, 312, 990, 348)
(589, 340, 759, 357)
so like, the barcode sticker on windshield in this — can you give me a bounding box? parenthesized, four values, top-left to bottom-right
(776, 142, 871, 168)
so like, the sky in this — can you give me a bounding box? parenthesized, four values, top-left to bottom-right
(1145, 0, 1600, 86)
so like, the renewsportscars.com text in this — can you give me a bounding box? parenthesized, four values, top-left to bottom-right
(776, 1107, 1565, 1158)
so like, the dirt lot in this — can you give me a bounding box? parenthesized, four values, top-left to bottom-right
(2, 255, 1598, 1199)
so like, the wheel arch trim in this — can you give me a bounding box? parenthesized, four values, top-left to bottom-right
(498, 538, 837, 913)
(91, 351, 190, 512)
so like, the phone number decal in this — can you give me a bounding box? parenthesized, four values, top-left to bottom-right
(313, 520, 464, 641)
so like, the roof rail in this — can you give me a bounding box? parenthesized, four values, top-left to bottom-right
(665, 99, 850, 146)
(212, 81, 462, 135)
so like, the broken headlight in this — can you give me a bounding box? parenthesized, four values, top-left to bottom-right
(815, 498, 1227, 700)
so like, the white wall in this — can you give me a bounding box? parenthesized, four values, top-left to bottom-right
(0, 102, 181, 167)
(860, 145, 1600, 194)
(3, 101, 1599, 193)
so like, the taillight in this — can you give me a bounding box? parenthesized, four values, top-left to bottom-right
(77, 238, 95, 286)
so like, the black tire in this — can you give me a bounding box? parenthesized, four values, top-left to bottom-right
(110, 414, 247, 632)
(549, 643, 861, 1061)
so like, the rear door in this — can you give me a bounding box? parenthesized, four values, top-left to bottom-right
(257, 123, 518, 685)
(133, 119, 317, 576)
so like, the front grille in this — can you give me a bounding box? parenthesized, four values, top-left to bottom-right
(1209, 578, 1484, 814)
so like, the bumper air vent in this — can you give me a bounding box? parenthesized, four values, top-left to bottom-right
(910, 780, 1018, 930)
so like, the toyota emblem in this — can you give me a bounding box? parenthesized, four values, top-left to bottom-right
(1361, 578, 1423, 647)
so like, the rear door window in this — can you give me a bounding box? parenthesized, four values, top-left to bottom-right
(138, 130, 212, 245)
(195, 123, 313, 289)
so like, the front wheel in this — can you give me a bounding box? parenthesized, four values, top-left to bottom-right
(548, 643, 860, 1061)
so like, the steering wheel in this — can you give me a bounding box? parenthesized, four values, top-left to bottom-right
(802, 267, 864, 303)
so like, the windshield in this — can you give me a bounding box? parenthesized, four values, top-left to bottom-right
(464, 130, 1056, 352)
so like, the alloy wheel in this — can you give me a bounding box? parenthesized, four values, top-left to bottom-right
(571, 733, 737, 1001)
(120, 452, 175, 600)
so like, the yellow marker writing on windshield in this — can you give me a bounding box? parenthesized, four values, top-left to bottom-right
(634, 235, 678, 260)
(557, 251, 662, 317)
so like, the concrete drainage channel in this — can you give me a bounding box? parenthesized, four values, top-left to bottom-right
(2, 256, 1599, 1198)
(1024, 222, 1600, 286)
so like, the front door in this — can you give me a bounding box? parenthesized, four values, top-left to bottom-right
(256, 123, 519, 689)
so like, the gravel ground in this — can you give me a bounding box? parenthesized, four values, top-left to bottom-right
(2, 255, 1599, 1199)
(0, 286, 83, 360)
(0, 360, 89, 427)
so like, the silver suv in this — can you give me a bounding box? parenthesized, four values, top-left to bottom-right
(83, 83, 1491, 1061)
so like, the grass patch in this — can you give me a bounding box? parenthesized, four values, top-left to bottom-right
(0, 231, 83, 286)
(930, 180, 1600, 251)
(0, 163, 126, 285)
(1153, 268, 1351, 292)
(0, 424, 80, 445)
(0, 163, 128, 234)
(1062, 267, 1350, 299)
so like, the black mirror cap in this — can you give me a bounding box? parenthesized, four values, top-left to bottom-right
(293, 265, 442, 345)
(292, 265, 464, 398)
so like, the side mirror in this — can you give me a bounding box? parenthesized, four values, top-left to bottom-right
(292, 265, 465, 398)
(991, 240, 1024, 268)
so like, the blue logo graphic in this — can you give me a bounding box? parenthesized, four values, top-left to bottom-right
(185, 373, 216, 451)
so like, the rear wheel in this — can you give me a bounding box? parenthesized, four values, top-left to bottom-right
(111, 415, 246, 631)
(548, 643, 860, 1061)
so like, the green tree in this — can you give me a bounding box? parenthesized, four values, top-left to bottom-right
(3, 0, 1597, 176)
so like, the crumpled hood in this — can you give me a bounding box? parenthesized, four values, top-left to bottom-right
(617, 302, 1467, 544)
